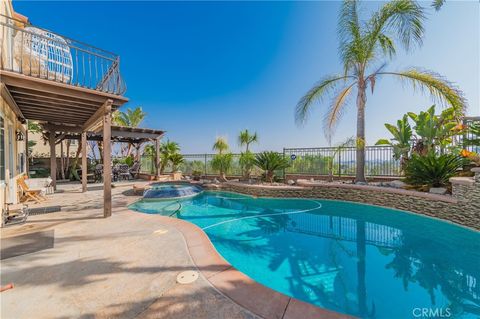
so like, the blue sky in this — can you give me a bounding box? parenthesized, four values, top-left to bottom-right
(15, 1, 480, 153)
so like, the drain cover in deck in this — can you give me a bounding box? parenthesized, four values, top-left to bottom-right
(176, 271, 199, 284)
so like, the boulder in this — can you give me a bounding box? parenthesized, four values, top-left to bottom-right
(287, 180, 295, 185)
(429, 187, 447, 195)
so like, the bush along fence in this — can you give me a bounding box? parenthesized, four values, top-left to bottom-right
(140, 145, 402, 178)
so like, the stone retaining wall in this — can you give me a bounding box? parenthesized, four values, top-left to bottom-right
(204, 171, 480, 231)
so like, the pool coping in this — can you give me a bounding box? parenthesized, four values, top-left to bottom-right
(123, 202, 354, 319)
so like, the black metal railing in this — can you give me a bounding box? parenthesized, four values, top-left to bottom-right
(138, 146, 402, 178)
(284, 145, 401, 177)
(0, 14, 126, 95)
(463, 117, 480, 153)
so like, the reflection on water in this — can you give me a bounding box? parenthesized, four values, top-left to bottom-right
(131, 192, 480, 319)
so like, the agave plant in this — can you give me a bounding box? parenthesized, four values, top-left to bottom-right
(253, 151, 290, 183)
(376, 115, 413, 169)
(404, 152, 464, 187)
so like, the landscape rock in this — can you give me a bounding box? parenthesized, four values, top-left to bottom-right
(389, 180, 407, 188)
(287, 180, 295, 185)
(429, 187, 447, 195)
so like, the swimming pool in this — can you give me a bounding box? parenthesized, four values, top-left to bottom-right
(130, 191, 480, 319)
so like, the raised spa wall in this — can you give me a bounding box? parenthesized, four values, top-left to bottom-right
(203, 168, 480, 231)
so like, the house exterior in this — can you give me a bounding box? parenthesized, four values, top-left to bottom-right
(0, 1, 28, 209)
(1, 0, 129, 221)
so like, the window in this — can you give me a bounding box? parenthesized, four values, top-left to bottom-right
(0, 116, 5, 181)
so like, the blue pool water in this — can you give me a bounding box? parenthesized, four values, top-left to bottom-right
(130, 191, 480, 319)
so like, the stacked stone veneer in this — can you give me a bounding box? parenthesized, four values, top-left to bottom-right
(204, 170, 480, 231)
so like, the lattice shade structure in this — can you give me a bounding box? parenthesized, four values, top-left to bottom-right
(14, 27, 73, 83)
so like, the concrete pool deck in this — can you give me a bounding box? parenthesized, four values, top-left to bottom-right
(0, 182, 350, 319)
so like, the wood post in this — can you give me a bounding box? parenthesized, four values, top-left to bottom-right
(49, 131, 56, 190)
(25, 123, 29, 175)
(102, 101, 112, 218)
(81, 131, 87, 193)
(155, 137, 160, 179)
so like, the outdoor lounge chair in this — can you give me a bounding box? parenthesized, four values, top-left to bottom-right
(18, 176, 46, 204)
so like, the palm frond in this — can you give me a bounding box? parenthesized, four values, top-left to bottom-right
(379, 68, 467, 113)
(338, 0, 363, 71)
(213, 137, 229, 154)
(295, 75, 355, 126)
(366, 0, 425, 62)
(432, 0, 445, 11)
(323, 82, 356, 137)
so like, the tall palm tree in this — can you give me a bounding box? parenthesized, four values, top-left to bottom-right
(112, 106, 147, 157)
(213, 137, 229, 155)
(296, 0, 465, 183)
(113, 107, 146, 127)
(238, 129, 258, 152)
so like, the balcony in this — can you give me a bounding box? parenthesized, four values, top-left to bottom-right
(0, 13, 128, 127)
(0, 13, 126, 95)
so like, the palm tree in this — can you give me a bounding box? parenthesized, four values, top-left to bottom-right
(238, 130, 258, 179)
(238, 129, 258, 152)
(159, 141, 180, 174)
(212, 137, 232, 181)
(113, 107, 146, 127)
(212, 137, 229, 155)
(113, 106, 147, 157)
(295, 0, 465, 183)
(169, 153, 184, 172)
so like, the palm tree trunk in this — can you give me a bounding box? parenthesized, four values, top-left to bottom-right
(356, 80, 367, 183)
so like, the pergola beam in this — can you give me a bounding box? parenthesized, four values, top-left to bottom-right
(0, 83, 24, 120)
(83, 99, 114, 131)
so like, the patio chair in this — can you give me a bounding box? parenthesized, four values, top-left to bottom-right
(18, 176, 46, 204)
(129, 161, 141, 179)
(94, 164, 104, 182)
(118, 164, 131, 180)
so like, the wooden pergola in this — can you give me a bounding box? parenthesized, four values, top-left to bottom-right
(1, 70, 129, 217)
(57, 125, 165, 187)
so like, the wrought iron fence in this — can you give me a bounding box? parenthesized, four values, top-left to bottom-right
(139, 145, 401, 178)
(0, 14, 126, 95)
(284, 145, 401, 177)
(463, 117, 480, 153)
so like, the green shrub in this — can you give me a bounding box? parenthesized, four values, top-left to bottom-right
(404, 153, 464, 188)
(253, 151, 290, 183)
(239, 151, 256, 179)
(211, 153, 233, 180)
